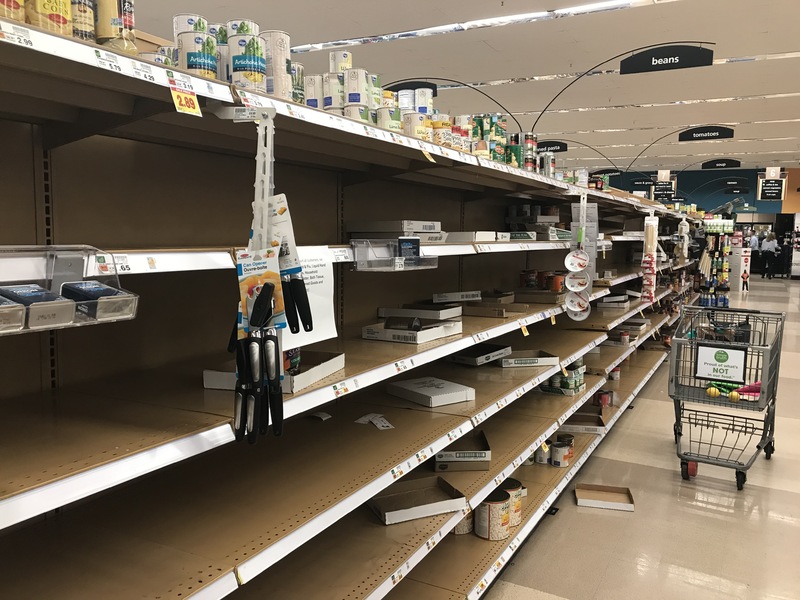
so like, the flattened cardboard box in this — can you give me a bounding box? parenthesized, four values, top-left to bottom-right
(378, 303, 462, 321)
(575, 484, 635, 512)
(498, 350, 559, 368)
(362, 319, 463, 344)
(558, 404, 613, 434)
(436, 429, 492, 463)
(368, 476, 467, 525)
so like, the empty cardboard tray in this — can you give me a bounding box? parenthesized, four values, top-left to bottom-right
(574, 484, 635, 512)
(368, 476, 467, 525)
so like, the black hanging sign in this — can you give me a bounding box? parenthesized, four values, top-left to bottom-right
(537, 141, 568, 153)
(759, 179, 785, 201)
(631, 178, 653, 187)
(652, 180, 675, 202)
(619, 45, 714, 75)
(590, 168, 621, 177)
(678, 126, 734, 142)
(725, 187, 750, 195)
(701, 158, 741, 169)
(725, 178, 747, 186)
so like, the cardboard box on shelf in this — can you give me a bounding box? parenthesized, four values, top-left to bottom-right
(435, 429, 492, 471)
(433, 290, 482, 303)
(575, 484, 635, 512)
(387, 376, 476, 407)
(558, 404, 612, 433)
(497, 350, 560, 368)
(362, 319, 463, 344)
(481, 291, 515, 304)
(378, 303, 463, 320)
(348, 231, 448, 243)
(445, 231, 499, 243)
(514, 289, 567, 304)
(368, 476, 467, 525)
(449, 343, 512, 366)
(345, 220, 442, 233)
(509, 231, 538, 241)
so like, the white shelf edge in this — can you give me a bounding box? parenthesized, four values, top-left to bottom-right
(366, 509, 466, 600)
(467, 350, 668, 600)
(0, 423, 234, 531)
(234, 417, 474, 585)
(187, 572, 240, 600)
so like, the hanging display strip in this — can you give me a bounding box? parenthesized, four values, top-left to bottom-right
(0, 17, 234, 102)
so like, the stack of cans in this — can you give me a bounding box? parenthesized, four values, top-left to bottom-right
(523, 133, 538, 172)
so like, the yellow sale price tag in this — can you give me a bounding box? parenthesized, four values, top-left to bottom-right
(550, 315, 556, 325)
(422, 150, 436, 163)
(521, 325, 529, 337)
(171, 89, 202, 117)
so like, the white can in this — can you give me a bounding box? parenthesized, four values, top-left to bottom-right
(452, 510, 474, 535)
(500, 478, 523, 527)
(157, 46, 178, 66)
(304, 75, 324, 109)
(323, 72, 345, 109)
(208, 23, 224, 40)
(424, 119, 434, 143)
(415, 88, 433, 114)
(173, 14, 208, 40)
(381, 90, 397, 108)
(344, 105, 370, 122)
(533, 442, 550, 464)
(226, 18, 259, 37)
(398, 89, 415, 111)
(291, 62, 305, 104)
(403, 112, 425, 138)
(217, 44, 230, 82)
(377, 107, 403, 132)
(261, 30, 292, 100)
(550, 442, 570, 468)
(228, 34, 266, 92)
(369, 73, 382, 109)
(475, 489, 511, 541)
(177, 32, 217, 80)
(345, 68, 370, 106)
(329, 50, 352, 72)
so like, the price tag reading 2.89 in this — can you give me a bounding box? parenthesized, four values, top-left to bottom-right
(171, 89, 202, 117)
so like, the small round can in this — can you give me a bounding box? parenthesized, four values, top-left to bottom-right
(261, 30, 291, 88)
(415, 88, 433, 114)
(534, 442, 550, 464)
(344, 105, 370, 122)
(304, 75, 324, 109)
(322, 72, 345, 108)
(177, 32, 217, 79)
(550, 442, 570, 468)
(557, 433, 575, 458)
(291, 62, 305, 103)
(453, 115, 471, 130)
(423, 119, 434, 143)
(228, 34, 266, 91)
(524, 153, 536, 172)
(139, 52, 170, 65)
(344, 68, 371, 105)
(208, 23, 224, 41)
(173, 14, 208, 39)
(507, 132, 520, 146)
(492, 143, 506, 163)
(369, 73, 382, 109)
(452, 510, 474, 535)
(381, 90, 397, 108)
(506, 145, 524, 168)
(619, 331, 630, 345)
(549, 373, 563, 388)
(329, 50, 352, 72)
(397, 89, 415, 111)
(27, 0, 71, 34)
(157, 46, 178, 66)
(226, 18, 259, 36)
(524, 132, 538, 153)
(595, 390, 612, 407)
(377, 107, 403, 132)
(71, 0, 95, 41)
(432, 121, 451, 147)
(0, 0, 24, 22)
(474, 489, 511, 541)
(610, 367, 622, 381)
(402, 112, 425, 137)
(500, 478, 523, 527)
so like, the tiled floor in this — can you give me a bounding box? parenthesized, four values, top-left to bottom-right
(487, 278, 800, 600)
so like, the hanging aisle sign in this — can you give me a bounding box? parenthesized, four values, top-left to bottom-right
(590, 168, 621, 177)
(620, 45, 714, 74)
(702, 159, 741, 169)
(725, 187, 750, 195)
(678, 126, 734, 142)
(631, 178, 654, 187)
(759, 179, 785, 201)
(537, 141, 568, 153)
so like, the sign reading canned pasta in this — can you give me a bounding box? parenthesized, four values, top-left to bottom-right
(695, 344, 747, 384)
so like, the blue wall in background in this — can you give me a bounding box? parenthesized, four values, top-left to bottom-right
(610, 169, 783, 214)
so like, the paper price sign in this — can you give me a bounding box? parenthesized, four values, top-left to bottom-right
(131, 61, 156, 83)
(0, 24, 33, 48)
(171, 88, 202, 117)
(95, 50, 124, 74)
(394, 360, 410, 373)
(473, 331, 491, 343)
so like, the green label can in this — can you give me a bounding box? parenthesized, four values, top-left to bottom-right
(177, 31, 217, 79)
(229, 34, 266, 91)
(506, 145, 524, 169)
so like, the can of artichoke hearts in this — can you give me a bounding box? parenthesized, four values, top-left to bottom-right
(229, 34, 266, 92)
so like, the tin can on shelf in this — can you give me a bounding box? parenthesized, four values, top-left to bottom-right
(506, 145, 524, 169)
(550, 442, 570, 468)
(452, 510, 474, 535)
(329, 50, 352, 72)
(415, 87, 433, 114)
(397, 89, 415, 111)
(500, 478, 523, 527)
(533, 442, 551, 464)
(0, 0, 24, 22)
(556, 433, 575, 459)
(226, 18, 258, 36)
(261, 30, 291, 93)
(475, 489, 511, 541)
(343, 105, 369, 122)
(228, 34, 266, 92)
(177, 31, 217, 79)
(71, 0, 94, 41)
(208, 22, 223, 40)
(344, 68, 370, 106)
(157, 46, 178, 66)
(381, 90, 397, 108)
(524, 132, 538, 153)
(27, 0, 71, 35)
(403, 111, 425, 138)
(595, 389, 611, 407)
(322, 72, 344, 109)
(377, 107, 403, 131)
(492, 143, 505, 163)
(369, 73, 382, 109)
(432, 120, 451, 147)
(524, 152, 536, 172)
(173, 13, 207, 38)
(290, 62, 305, 103)
(507, 132, 520, 146)
(610, 366, 621, 381)
(139, 52, 171, 65)
(304, 74, 324, 109)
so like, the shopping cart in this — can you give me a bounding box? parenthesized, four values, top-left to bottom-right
(669, 306, 785, 490)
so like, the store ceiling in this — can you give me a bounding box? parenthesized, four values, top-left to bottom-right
(137, 0, 800, 172)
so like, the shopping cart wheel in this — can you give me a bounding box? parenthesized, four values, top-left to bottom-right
(680, 461, 691, 480)
(765, 441, 775, 460)
(736, 471, 746, 491)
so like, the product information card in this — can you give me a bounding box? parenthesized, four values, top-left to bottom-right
(279, 246, 337, 351)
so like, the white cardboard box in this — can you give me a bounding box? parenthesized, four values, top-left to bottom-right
(574, 484, 635, 512)
(387, 376, 476, 407)
(378, 303, 463, 320)
(346, 220, 441, 233)
(348, 231, 448, 243)
(497, 350, 559, 368)
(368, 476, 467, 525)
(202, 351, 346, 394)
(449, 343, 511, 366)
(362, 319, 463, 344)
(432, 290, 481, 303)
(445, 231, 498, 242)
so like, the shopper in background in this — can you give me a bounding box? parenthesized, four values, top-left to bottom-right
(749, 231, 760, 250)
(761, 232, 779, 279)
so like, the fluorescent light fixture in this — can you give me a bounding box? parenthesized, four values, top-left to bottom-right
(292, 1, 634, 53)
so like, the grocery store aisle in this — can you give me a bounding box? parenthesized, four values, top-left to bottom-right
(487, 278, 800, 600)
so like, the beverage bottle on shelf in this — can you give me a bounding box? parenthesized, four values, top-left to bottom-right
(96, 0, 137, 55)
